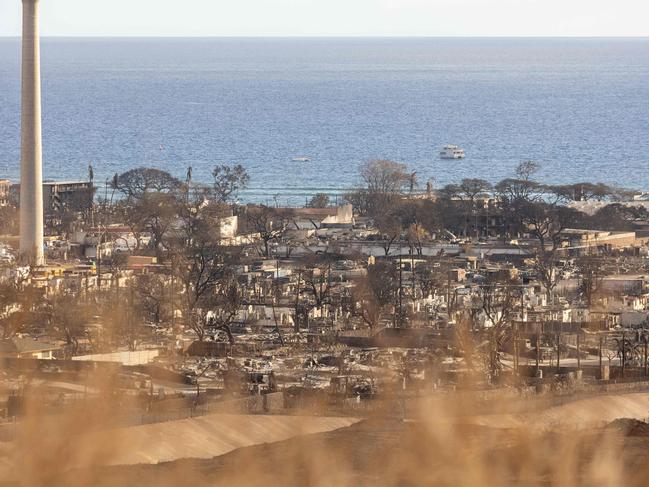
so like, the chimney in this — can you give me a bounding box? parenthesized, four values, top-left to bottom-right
(19, 0, 44, 265)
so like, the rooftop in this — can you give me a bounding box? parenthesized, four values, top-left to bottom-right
(0, 337, 62, 354)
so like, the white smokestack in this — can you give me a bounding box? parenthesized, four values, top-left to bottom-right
(19, 0, 45, 265)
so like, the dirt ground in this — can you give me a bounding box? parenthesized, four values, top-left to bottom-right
(34, 418, 649, 487)
(5, 391, 649, 486)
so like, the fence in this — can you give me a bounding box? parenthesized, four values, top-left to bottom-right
(137, 392, 286, 425)
(5, 379, 649, 442)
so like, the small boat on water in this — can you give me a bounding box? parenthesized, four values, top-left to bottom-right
(439, 145, 465, 159)
(292, 156, 311, 162)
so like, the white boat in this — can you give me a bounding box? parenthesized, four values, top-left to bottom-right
(439, 145, 465, 159)
(292, 156, 311, 162)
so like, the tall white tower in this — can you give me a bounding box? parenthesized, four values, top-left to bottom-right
(19, 0, 45, 265)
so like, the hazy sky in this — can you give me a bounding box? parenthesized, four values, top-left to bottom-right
(0, 0, 648, 37)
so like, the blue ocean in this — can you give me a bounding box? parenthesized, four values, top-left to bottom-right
(0, 37, 648, 204)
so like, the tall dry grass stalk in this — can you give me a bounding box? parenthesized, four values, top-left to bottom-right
(0, 379, 637, 487)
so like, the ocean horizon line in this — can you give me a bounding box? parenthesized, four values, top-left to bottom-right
(1, 35, 649, 40)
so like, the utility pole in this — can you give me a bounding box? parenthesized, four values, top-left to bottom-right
(621, 331, 626, 378)
(397, 252, 403, 328)
(170, 273, 175, 327)
(556, 332, 561, 373)
(535, 331, 540, 375)
(186, 166, 192, 205)
(515, 289, 525, 375)
(599, 335, 603, 378)
(642, 330, 647, 377)
(410, 251, 416, 304)
(96, 232, 102, 291)
(513, 320, 519, 375)
(294, 269, 301, 333)
(446, 268, 452, 319)
(576, 333, 581, 370)
(96, 179, 111, 293)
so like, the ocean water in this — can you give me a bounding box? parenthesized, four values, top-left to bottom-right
(0, 37, 648, 204)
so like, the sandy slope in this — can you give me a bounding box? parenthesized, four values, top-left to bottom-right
(65, 393, 649, 468)
(61, 413, 360, 468)
(3, 392, 648, 481)
(465, 392, 649, 430)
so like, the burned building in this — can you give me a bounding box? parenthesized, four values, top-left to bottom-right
(0, 179, 9, 207)
(11, 180, 94, 216)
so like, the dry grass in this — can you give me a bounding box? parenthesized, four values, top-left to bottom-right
(2, 383, 648, 486)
